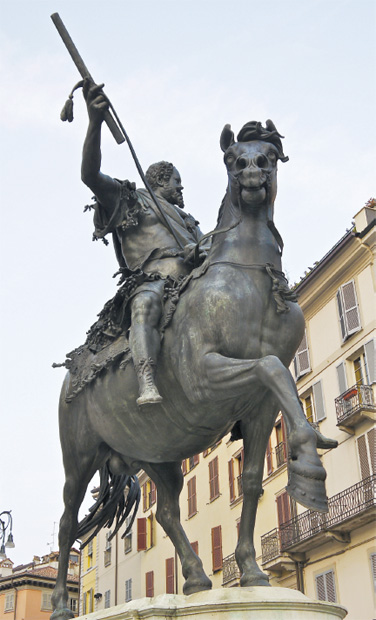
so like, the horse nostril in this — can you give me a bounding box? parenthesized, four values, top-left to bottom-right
(255, 154, 267, 168)
(236, 156, 249, 170)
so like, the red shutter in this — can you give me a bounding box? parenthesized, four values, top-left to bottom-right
(187, 476, 197, 517)
(142, 483, 148, 511)
(209, 456, 219, 500)
(182, 459, 187, 475)
(228, 459, 235, 502)
(137, 518, 147, 551)
(191, 541, 199, 555)
(266, 439, 273, 475)
(203, 449, 208, 457)
(151, 481, 156, 505)
(211, 526, 223, 572)
(166, 558, 175, 594)
(193, 454, 200, 466)
(145, 571, 154, 597)
(281, 418, 287, 460)
(276, 491, 291, 526)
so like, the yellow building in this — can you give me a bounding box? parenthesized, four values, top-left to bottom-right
(80, 536, 97, 615)
(81, 201, 375, 620)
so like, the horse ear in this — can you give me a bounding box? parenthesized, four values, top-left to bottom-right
(220, 124, 235, 152)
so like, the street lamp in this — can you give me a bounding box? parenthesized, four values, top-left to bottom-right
(0, 511, 15, 560)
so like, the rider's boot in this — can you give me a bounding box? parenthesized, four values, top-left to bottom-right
(135, 357, 163, 407)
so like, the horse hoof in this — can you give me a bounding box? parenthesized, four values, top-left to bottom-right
(51, 608, 75, 620)
(240, 572, 270, 587)
(287, 469, 328, 512)
(183, 577, 212, 596)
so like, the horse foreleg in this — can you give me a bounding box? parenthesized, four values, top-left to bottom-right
(144, 462, 212, 595)
(235, 398, 278, 587)
(204, 353, 328, 511)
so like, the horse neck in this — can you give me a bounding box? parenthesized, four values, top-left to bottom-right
(209, 191, 282, 269)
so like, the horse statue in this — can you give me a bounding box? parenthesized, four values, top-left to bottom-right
(51, 120, 337, 620)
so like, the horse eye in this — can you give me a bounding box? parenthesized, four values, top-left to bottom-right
(225, 154, 234, 165)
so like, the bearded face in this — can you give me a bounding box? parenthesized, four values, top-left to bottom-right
(160, 167, 185, 208)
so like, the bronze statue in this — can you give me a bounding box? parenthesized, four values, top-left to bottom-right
(50, 15, 337, 620)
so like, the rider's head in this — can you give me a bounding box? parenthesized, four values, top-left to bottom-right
(145, 161, 184, 208)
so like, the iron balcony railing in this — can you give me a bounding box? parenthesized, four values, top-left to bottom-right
(222, 553, 241, 585)
(335, 383, 376, 425)
(275, 441, 287, 467)
(261, 474, 375, 563)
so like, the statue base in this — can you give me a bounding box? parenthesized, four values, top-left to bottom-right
(79, 587, 347, 619)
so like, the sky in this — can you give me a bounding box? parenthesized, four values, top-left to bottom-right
(0, 0, 375, 567)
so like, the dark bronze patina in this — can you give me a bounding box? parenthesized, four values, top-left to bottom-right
(50, 17, 337, 619)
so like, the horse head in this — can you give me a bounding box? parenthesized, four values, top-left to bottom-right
(220, 120, 289, 215)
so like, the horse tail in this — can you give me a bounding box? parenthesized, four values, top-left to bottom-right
(77, 462, 140, 548)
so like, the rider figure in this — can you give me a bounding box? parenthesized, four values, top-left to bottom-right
(81, 80, 206, 408)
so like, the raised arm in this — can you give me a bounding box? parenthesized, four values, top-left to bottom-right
(81, 79, 120, 211)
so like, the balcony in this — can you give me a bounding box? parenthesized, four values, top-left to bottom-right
(222, 553, 240, 586)
(275, 441, 287, 468)
(335, 384, 376, 429)
(261, 474, 375, 565)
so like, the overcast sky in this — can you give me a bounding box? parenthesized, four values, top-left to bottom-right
(0, 0, 375, 567)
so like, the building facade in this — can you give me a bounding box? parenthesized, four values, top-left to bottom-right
(0, 550, 79, 620)
(80, 201, 375, 620)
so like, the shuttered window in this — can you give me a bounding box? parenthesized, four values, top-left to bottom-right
(191, 541, 199, 555)
(336, 362, 348, 395)
(364, 339, 376, 384)
(137, 517, 147, 551)
(211, 525, 223, 572)
(370, 553, 376, 593)
(336, 280, 361, 341)
(294, 330, 311, 379)
(182, 459, 187, 475)
(187, 476, 197, 517)
(104, 590, 111, 609)
(276, 490, 292, 526)
(228, 458, 235, 502)
(41, 592, 53, 611)
(315, 570, 337, 602)
(209, 456, 220, 500)
(312, 380, 326, 421)
(357, 430, 375, 479)
(145, 571, 154, 597)
(5, 593, 14, 611)
(166, 557, 175, 594)
(125, 578, 132, 602)
(266, 438, 273, 475)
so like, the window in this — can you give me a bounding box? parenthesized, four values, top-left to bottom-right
(276, 490, 297, 547)
(125, 578, 132, 602)
(357, 429, 375, 479)
(336, 362, 348, 395)
(124, 516, 132, 554)
(147, 513, 154, 548)
(209, 456, 220, 501)
(41, 592, 53, 611)
(104, 532, 112, 566)
(104, 590, 111, 609)
(182, 454, 199, 475)
(143, 479, 156, 511)
(166, 557, 175, 594)
(146, 571, 154, 597)
(265, 438, 273, 475)
(275, 418, 287, 466)
(211, 525, 223, 572)
(293, 330, 311, 379)
(137, 515, 154, 550)
(87, 539, 93, 569)
(301, 380, 326, 423)
(4, 593, 14, 612)
(70, 598, 78, 614)
(315, 569, 337, 602)
(370, 552, 376, 593)
(336, 280, 361, 341)
(228, 448, 244, 502)
(187, 476, 197, 517)
(84, 589, 94, 613)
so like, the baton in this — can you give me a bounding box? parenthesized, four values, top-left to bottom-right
(51, 12, 125, 144)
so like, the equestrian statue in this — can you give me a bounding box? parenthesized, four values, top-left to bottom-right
(50, 15, 337, 620)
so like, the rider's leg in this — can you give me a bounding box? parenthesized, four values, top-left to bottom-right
(130, 289, 163, 407)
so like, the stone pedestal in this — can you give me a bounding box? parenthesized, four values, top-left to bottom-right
(79, 587, 347, 619)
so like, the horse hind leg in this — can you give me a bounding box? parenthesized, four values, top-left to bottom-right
(143, 461, 212, 595)
(51, 449, 107, 620)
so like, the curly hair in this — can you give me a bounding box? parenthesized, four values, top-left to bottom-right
(145, 161, 174, 190)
